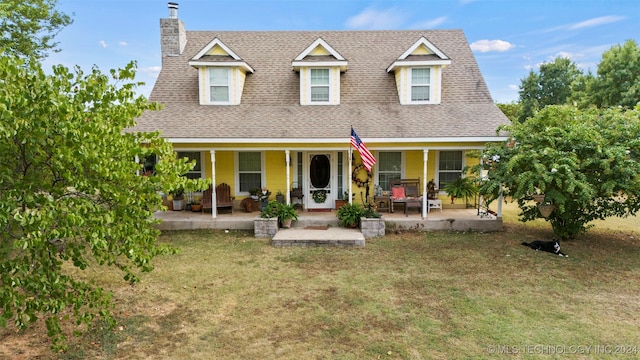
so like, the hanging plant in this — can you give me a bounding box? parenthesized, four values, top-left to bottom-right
(312, 190, 327, 203)
(352, 164, 372, 188)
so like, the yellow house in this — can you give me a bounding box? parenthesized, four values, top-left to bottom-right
(132, 3, 509, 219)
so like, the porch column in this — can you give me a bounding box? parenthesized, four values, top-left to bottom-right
(285, 150, 291, 205)
(422, 149, 429, 219)
(497, 183, 503, 218)
(348, 147, 353, 205)
(210, 149, 217, 219)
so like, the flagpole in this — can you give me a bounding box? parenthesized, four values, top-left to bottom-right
(348, 127, 353, 205)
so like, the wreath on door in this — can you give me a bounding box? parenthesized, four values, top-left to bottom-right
(312, 190, 327, 203)
(352, 164, 372, 188)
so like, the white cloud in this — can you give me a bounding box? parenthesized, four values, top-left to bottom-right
(470, 40, 515, 53)
(411, 16, 448, 29)
(140, 66, 162, 78)
(345, 7, 407, 30)
(119, 41, 128, 47)
(555, 51, 573, 59)
(99, 40, 107, 48)
(568, 16, 625, 30)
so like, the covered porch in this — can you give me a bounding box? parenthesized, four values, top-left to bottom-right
(154, 207, 502, 233)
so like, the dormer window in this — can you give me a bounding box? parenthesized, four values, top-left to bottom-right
(310, 68, 330, 103)
(387, 37, 451, 105)
(411, 68, 431, 102)
(293, 38, 348, 106)
(189, 38, 254, 106)
(208, 67, 230, 103)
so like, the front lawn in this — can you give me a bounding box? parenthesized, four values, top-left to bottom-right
(3, 218, 638, 359)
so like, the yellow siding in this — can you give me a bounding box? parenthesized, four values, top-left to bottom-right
(207, 45, 228, 56)
(199, 67, 206, 104)
(411, 44, 433, 55)
(264, 152, 288, 194)
(332, 67, 340, 104)
(300, 68, 308, 104)
(309, 46, 330, 56)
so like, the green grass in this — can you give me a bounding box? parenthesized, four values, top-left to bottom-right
(2, 205, 639, 359)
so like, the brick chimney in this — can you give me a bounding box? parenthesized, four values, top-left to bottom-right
(160, 2, 186, 57)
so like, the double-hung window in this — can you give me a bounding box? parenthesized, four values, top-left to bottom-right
(238, 152, 263, 193)
(310, 68, 330, 103)
(378, 152, 402, 191)
(438, 151, 463, 189)
(176, 151, 203, 179)
(209, 67, 230, 103)
(411, 68, 431, 102)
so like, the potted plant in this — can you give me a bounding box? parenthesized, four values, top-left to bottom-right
(256, 200, 279, 238)
(444, 177, 477, 205)
(336, 203, 364, 228)
(276, 203, 298, 228)
(249, 187, 261, 200)
(190, 197, 202, 212)
(360, 203, 385, 238)
(171, 187, 185, 211)
(275, 190, 285, 204)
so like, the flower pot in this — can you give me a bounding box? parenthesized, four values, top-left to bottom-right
(532, 194, 545, 203)
(537, 204, 556, 218)
(335, 199, 347, 209)
(172, 199, 184, 211)
(281, 218, 293, 228)
(191, 204, 202, 212)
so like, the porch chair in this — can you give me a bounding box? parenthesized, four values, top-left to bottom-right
(215, 183, 235, 214)
(202, 185, 213, 213)
(390, 178, 422, 215)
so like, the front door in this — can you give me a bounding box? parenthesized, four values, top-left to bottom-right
(307, 153, 333, 210)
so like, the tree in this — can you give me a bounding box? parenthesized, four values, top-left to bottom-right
(496, 102, 519, 123)
(0, 55, 208, 349)
(516, 57, 582, 122)
(0, 0, 73, 60)
(589, 39, 640, 109)
(475, 105, 640, 240)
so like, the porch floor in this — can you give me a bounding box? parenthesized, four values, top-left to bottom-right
(154, 206, 502, 234)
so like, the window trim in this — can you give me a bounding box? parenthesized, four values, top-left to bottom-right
(234, 151, 266, 196)
(375, 151, 405, 191)
(305, 67, 335, 105)
(410, 67, 433, 104)
(436, 150, 465, 191)
(206, 67, 231, 105)
(176, 151, 205, 179)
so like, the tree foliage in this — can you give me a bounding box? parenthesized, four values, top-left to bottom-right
(516, 57, 582, 123)
(0, 55, 208, 349)
(0, 0, 73, 60)
(589, 39, 640, 109)
(475, 105, 640, 240)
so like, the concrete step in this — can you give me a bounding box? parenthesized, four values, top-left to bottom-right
(272, 227, 365, 247)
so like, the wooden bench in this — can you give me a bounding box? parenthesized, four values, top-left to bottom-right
(389, 178, 421, 214)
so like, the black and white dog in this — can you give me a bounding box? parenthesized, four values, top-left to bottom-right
(521, 240, 568, 257)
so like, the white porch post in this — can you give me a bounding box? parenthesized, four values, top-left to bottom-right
(497, 183, 503, 218)
(422, 149, 429, 219)
(209, 149, 217, 219)
(348, 147, 353, 205)
(285, 150, 291, 205)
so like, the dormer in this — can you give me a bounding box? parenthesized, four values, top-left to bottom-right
(387, 37, 452, 105)
(292, 38, 348, 105)
(188, 38, 254, 105)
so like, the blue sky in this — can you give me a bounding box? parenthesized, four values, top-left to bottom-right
(45, 0, 639, 103)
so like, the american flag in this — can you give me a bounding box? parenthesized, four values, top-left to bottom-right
(350, 127, 376, 171)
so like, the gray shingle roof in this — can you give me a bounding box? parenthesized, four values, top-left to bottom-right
(133, 29, 509, 141)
